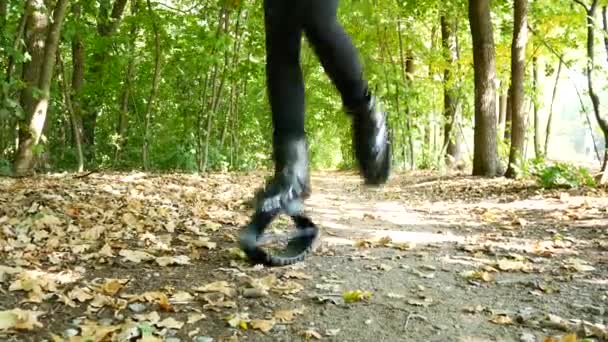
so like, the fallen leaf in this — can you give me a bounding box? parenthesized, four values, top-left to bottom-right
(283, 270, 313, 280)
(0, 309, 44, 331)
(226, 312, 250, 330)
(300, 329, 323, 340)
(156, 317, 184, 330)
(272, 280, 304, 295)
(497, 259, 531, 272)
(99, 278, 129, 296)
(194, 281, 236, 297)
(187, 313, 206, 324)
(343, 290, 372, 303)
(274, 307, 305, 323)
(133, 311, 161, 324)
(170, 291, 194, 304)
(119, 249, 155, 263)
(156, 255, 191, 267)
(490, 314, 514, 325)
(251, 319, 275, 333)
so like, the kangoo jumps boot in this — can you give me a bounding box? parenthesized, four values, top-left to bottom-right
(348, 92, 391, 185)
(254, 138, 311, 216)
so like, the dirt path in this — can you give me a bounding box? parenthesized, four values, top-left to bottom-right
(0, 171, 607, 341)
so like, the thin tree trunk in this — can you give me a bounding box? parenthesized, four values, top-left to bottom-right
(114, 0, 139, 164)
(142, 0, 162, 171)
(544, 58, 563, 156)
(506, 0, 528, 178)
(469, 0, 499, 176)
(14, 0, 70, 176)
(81, 0, 128, 165)
(441, 16, 463, 168)
(575, 0, 608, 181)
(397, 22, 416, 170)
(69, 2, 85, 171)
(58, 53, 84, 172)
(498, 91, 508, 140)
(533, 56, 544, 158)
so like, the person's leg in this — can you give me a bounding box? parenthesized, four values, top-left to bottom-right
(256, 0, 310, 214)
(303, 0, 391, 185)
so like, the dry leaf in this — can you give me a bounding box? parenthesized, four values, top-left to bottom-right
(226, 312, 250, 330)
(251, 319, 275, 333)
(133, 311, 161, 323)
(272, 280, 304, 295)
(300, 329, 323, 340)
(99, 278, 129, 296)
(274, 307, 305, 323)
(156, 317, 184, 330)
(194, 281, 236, 297)
(98, 244, 114, 257)
(490, 314, 514, 325)
(497, 259, 531, 272)
(170, 291, 194, 304)
(283, 270, 312, 280)
(119, 249, 155, 263)
(156, 255, 191, 267)
(0, 309, 44, 331)
(187, 313, 206, 324)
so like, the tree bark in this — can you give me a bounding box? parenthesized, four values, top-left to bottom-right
(113, 1, 139, 164)
(81, 0, 128, 165)
(58, 53, 84, 172)
(498, 91, 507, 139)
(545, 58, 562, 156)
(575, 0, 608, 181)
(532, 56, 544, 158)
(0, 0, 6, 32)
(14, 0, 70, 176)
(70, 2, 85, 171)
(469, 0, 498, 176)
(506, 0, 528, 178)
(441, 16, 463, 168)
(143, 0, 162, 171)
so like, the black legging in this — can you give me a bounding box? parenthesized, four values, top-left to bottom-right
(264, 0, 369, 157)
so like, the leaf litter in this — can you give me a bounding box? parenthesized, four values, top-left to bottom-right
(0, 171, 607, 341)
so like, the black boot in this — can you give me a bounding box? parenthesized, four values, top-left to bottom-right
(253, 137, 311, 216)
(347, 92, 391, 185)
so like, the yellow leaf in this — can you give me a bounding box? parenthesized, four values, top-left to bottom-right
(0, 309, 44, 331)
(99, 279, 129, 296)
(251, 319, 275, 333)
(343, 290, 372, 303)
(561, 333, 578, 342)
(490, 314, 514, 325)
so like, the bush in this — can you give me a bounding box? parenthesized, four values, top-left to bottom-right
(518, 158, 596, 189)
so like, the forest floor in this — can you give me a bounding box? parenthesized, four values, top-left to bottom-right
(0, 170, 607, 342)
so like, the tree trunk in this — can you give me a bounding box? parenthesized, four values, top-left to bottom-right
(545, 58, 562, 156)
(532, 56, 544, 158)
(574, 0, 608, 182)
(14, 0, 70, 176)
(469, 0, 498, 176)
(81, 0, 128, 165)
(70, 2, 85, 171)
(441, 16, 463, 168)
(58, 54, 84, 172)
(0, 0, 6, 33)
(506, 0, 528, 178)
(498, 91, 507, 139)
(397, 22, 415, 170)
(143, 0, 162, 171)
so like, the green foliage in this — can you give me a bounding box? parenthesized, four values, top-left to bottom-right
(515, 157, 596, 189)
(0, 0, 603, 175)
